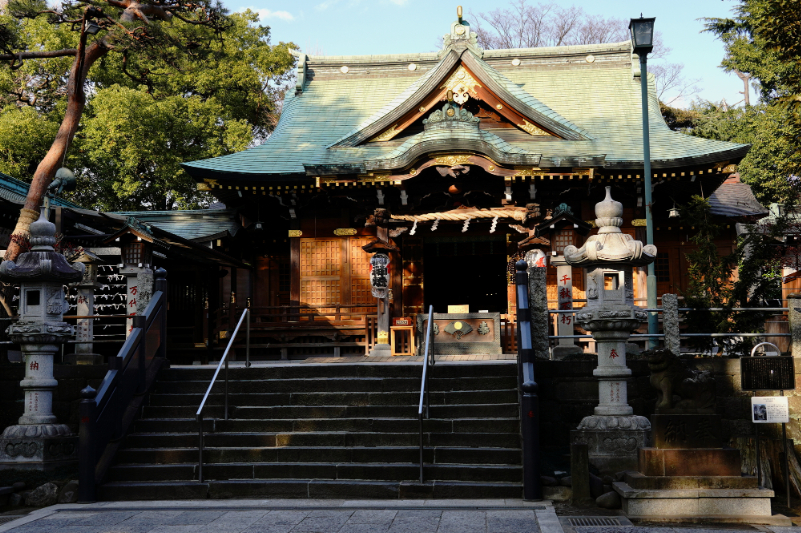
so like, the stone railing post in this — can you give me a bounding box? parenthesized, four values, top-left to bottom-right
(525, 250, 550, 360)
(662, 293, 680, 355)
(788, 293, 801, 359)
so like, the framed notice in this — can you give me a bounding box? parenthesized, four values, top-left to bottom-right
(751, 396, 789, 424)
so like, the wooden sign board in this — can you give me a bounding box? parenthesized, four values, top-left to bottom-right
(448, 305, 469, 313)
(393, 317, 412, 326)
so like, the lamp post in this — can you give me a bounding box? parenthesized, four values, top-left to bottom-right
(629, 16, 658, 346)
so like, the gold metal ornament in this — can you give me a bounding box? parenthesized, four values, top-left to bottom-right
(518, 120, 552, 136)
(370, 124, 399, 142)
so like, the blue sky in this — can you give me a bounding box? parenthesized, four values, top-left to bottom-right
(235, 0, 745, 109)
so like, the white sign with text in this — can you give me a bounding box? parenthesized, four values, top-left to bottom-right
(751, 396, 789, 424)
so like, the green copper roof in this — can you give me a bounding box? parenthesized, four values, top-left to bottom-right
(183, 40, 748, 181)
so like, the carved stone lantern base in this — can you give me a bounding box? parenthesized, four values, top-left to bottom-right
(0, 424, 77, 471)
(571, 415, 651, 474)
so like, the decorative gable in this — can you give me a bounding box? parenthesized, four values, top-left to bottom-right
(365, 63, 561, 144)
(331, 49, 590, 149)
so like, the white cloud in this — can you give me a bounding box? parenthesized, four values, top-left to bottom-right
(316, 0, 340, 10)
(252, 8, 295, 21)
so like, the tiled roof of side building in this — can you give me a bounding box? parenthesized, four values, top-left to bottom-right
(182, 38, 749, 181)
(708, 174, 769, 219)
(0, 172, 81, 208)
(109, 209, 240, 241)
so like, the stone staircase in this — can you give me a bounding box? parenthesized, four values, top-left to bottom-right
(100, 362, 523, 500)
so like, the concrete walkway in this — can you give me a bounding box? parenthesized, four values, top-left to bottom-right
(0, 500, 556, 533)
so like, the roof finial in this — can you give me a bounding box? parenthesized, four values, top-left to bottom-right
(457, 5, 462, 23)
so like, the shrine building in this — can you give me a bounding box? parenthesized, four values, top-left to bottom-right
(181, 12, 764, 357)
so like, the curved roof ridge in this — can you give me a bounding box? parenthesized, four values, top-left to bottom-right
(484, 40, 631, 58)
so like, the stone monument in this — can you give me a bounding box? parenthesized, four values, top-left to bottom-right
(564, 187, 655, 473)
(66, 252, 103, 365)
(614, 348, 777, 522)
(0, 209, 84, 470)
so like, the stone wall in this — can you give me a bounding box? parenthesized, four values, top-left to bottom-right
(537, 356, 801, 456)
(0, 360, 108, 433)
(536, 358, 655, 450)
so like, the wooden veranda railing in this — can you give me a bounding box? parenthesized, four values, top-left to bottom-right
(211, 304, 378, 358)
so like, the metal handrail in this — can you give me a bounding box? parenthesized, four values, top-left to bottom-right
(417, 305, 434, 483)
(196, 307, 250, 483)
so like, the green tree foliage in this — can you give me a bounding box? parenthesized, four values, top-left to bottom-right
(681, 195, 788, 355)
(703, 0, 801, 203)
(0, 6, 295, 211)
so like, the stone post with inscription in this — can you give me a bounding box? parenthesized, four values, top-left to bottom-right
(551, 257, 583, 359)
(66, 253, 102, 365)
(0, 210, 84, 470)
(564, 187, 656, 473)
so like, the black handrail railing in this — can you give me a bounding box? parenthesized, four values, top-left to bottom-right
(418, 305, 434, 483)
(78, 268, 168, 503)
(197, 307, 250, 483)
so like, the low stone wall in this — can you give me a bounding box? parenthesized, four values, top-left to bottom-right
(0, 361, 108, 433)
(536, 356, 801, 456)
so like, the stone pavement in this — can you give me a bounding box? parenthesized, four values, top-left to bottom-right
(1, 500, 797, 533)
(0, 500, 556, 533)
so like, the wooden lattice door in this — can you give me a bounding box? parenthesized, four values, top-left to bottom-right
(350, 237, 373, 312)
(299, 239, 341, 308)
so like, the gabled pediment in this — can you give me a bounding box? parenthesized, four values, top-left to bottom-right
(330, 49, 591, 148)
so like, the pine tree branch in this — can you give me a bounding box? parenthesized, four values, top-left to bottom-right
(0, 49, 78, 61)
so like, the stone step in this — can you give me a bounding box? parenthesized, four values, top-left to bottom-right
(150, 376, 516, 395)
(107, 462, 522, 483)
(113, 446, 522, 465)
(150, 388, 517, 405)
(133, 417, 519, 434)
(121, 431, 519, 449)
(99, 479, 523, 500)
(158, 364, 517, 381)
(143, 403, 518, 420)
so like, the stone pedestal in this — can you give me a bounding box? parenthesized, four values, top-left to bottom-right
(614, 448, 782, 524)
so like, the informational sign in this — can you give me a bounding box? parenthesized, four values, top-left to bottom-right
(370, 253, 390, 298)
(751, 396, 789, 424)
(448, 305, 469, 313)
(741, 356, 795, 391)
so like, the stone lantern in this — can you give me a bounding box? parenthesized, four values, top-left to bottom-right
(0, 209, 84, 470)
(564, 187, 655, 473)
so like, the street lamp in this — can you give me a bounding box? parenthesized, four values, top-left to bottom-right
(629, 15, 658, 346)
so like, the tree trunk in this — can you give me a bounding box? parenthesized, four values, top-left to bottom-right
(4, 40, 107, 262)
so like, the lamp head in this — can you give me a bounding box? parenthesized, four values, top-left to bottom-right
(629, 16, 656, 56)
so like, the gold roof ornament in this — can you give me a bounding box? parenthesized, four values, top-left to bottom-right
(457, 5, 462, 23)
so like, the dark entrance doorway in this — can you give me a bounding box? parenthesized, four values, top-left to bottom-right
(423, 235, 508, 313)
